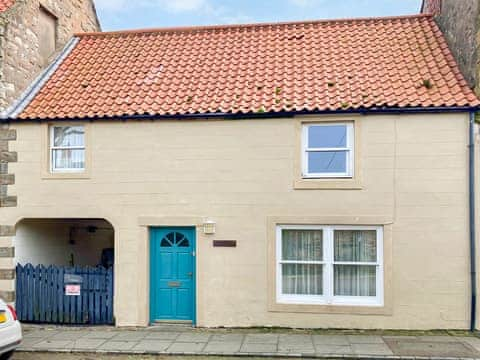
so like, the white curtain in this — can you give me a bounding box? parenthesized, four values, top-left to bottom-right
(52, 126, 85, 170)
(281, 230, 323, 295)
(334, 230, 376, 296)
(53, 149, 85, 169)
(54, 126, 84, 147)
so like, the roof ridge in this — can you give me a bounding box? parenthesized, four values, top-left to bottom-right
(74, 13, 432, 37)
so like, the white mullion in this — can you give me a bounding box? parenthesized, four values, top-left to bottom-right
(305, 147, 349, 152)
(302, 125, 308, 177)
(348, 123, 354, 176)
(376, 227, 384, 305)
(276, 226, 283, 301)
(324, 227, 333, 304)
(51, 146, 85, 150)
(333, 261, 379, 266)
(279, 260, 325, 265)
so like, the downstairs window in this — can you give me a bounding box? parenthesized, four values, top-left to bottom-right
(276, 225, 383, 306)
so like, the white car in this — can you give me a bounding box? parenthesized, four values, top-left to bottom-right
(0, 299, 21, 360)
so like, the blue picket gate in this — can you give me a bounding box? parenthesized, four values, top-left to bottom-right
(15, 264, 114, 325)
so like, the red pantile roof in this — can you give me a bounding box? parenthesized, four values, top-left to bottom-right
(16, 14, 479, 120)
(0, 0, 15, 12)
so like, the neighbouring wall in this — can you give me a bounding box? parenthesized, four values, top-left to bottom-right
(422, 0, 480, 94)
(0, 0, 100, 111)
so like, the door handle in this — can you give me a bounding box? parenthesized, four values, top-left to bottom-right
(187, 272, 193, 277)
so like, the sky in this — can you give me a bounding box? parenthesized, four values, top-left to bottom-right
(95, 0, 423, 32)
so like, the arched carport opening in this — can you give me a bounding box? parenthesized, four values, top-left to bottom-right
(13, 218, 115, 325)
(14, 218, 114, 267)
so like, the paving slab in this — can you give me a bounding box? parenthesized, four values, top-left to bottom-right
(278, 335, 315, 353)
(96, 340, 138, 351)
(32, 340, 74, 350)
(17, 337, 46, 348)
(72, 338, 107, 350)
(167, 341, 206, 353)
(210, 333, 244, 342)
(176, 332, 211, 343)
(314, 344, 354, 355)
(23, 330, 60, 338)
(80, 330, 120, 339)
(384, 338, 479, 358)
(49, 331, 90, 341)
(279, 334, 313, 343)
(348, 335, 386, 344)
(420, 335, 463, 343)
(240, 342, 277, 353)
(111, 331, 147, 341)
(351, 343, 394, 356)
(144, 331, 180, 340)
(132, 340, 172, 352)
(313, 334, 350, 345)
(460, 336, 480, 352)
(244, 333, 279, 344)
(203, 340, 242, 353)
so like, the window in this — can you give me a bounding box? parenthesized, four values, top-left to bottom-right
(302, 123, 354, 178)
(50, 126, 85, 172)
(276, 225, 383, 306)
(38, 6, 58, 65)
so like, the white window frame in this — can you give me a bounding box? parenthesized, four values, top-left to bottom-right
(276, 225, 383, 307)
(302, 122, 354, 178)
(49, 125, 85, 173)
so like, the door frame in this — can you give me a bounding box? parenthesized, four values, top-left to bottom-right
(149, 226, 197, 325)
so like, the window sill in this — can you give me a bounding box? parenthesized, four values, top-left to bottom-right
(294, 178, 362, 190)
(269, 301, 390, 315)
(41, 171, 90, 180)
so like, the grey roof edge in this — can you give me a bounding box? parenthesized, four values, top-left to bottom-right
(2, 37, 80, 119)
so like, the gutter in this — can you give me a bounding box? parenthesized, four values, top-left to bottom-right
(469, 111, 477, 332)
(1, 37, 79, 119)
(2, 105, 479, 123)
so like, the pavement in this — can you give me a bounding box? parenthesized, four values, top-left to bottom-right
(17, 325, 480, 359)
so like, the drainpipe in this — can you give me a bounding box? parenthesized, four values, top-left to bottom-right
(469, 111, 477, 332)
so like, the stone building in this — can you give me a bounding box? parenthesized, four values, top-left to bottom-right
(421, 0, 480, 95)
(0, 0, 100, 301)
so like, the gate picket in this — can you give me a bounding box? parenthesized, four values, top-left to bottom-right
(15, 264, 113, 325)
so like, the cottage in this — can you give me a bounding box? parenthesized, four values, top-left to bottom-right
(0, 14, 479, 329)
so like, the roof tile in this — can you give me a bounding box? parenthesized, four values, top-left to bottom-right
(17, 14, 479, 120)
(0, 0, 15, 12)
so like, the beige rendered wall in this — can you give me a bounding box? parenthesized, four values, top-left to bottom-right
(2, 112, 473, 329)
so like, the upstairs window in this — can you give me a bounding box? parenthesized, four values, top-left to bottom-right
(302, 123, 354, 178)
(38, 5, 58, 65)
(50, 126, 85, 172)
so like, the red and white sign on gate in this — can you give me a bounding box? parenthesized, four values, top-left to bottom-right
(65, 284, 81, 296)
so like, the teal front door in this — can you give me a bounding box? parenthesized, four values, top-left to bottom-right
(150, 227, 196, 323)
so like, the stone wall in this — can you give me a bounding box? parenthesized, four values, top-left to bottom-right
(422, 0, 480, 95)
(0, 0, 100, 110)
(421, 0, 442, 15)
(0, 0, 99, 303)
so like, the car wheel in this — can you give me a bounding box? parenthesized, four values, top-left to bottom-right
(0, 351, 14, 360)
